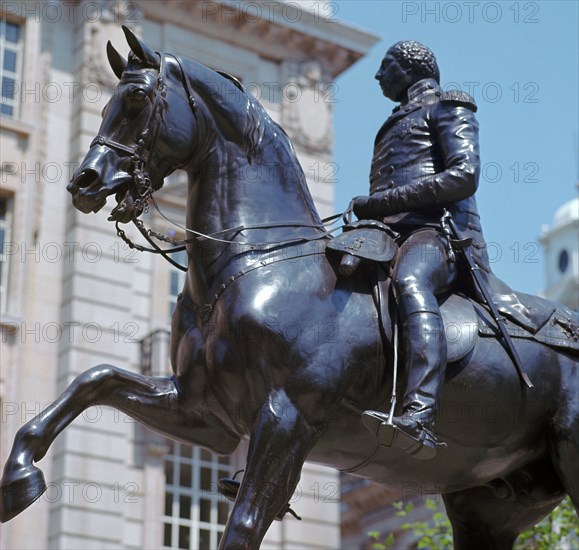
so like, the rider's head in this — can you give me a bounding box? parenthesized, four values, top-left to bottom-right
(375, 41, 440, 102)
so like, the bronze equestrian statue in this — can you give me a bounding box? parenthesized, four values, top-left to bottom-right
(355, 41, 535, 460)
(1, 28, 578, 549)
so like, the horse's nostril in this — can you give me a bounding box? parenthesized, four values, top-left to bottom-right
(73, 169, 100, 189)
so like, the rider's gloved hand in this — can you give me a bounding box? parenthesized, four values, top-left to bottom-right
(352, 194, 389, 219)
(353, 191, 401, 219)
(352, 195, 374, 219)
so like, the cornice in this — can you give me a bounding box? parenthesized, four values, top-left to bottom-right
(139, 0, 379, 77)
(540, 217, 579, 245)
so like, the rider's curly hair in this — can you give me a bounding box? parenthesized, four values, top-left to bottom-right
(388, 41, 440, 84)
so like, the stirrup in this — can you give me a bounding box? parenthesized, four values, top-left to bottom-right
(362, 411, 445, 461)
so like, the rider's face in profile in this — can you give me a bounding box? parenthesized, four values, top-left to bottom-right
(375, 53, 413, 102)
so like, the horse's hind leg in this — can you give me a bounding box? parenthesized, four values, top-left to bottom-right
(443, 459, 564, 549)
(0, 364, 239, 522)
(550, 366, 579, 513)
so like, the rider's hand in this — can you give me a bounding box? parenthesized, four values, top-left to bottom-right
(352, 195, 376, 219)
(353, 191, 399, 219)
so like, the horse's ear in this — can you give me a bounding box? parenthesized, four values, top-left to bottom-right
(106, 41, 127, 79)
(122, 25, 159, 69)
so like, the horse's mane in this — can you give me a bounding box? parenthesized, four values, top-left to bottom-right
(215, 70, 267, 162)
(178, 55, 320, 221)
(243, 93, 320, 221)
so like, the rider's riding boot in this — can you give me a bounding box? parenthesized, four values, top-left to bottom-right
(363, 292, 447, 460)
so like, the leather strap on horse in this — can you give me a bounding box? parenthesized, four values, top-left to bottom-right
(117, 198, 344, 272)
(199, 243, 326, 322)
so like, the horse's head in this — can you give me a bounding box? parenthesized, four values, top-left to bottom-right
(70, 26, 317, 231)
(68, 26, 198, 223)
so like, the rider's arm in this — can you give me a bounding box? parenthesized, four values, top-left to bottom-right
(353, 103, 480, 219)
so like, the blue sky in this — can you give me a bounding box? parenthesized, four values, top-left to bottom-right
(332, 0, 578, 295)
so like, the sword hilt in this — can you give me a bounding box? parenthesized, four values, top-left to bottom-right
(440, 210, 457, 262)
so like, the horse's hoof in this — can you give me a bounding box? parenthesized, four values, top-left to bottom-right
(0, 465, 47, 522)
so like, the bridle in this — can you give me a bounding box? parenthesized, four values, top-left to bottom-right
(91, 52, 347, 272)
(88, 52, 197, 270)
(90, 53, 172, 221)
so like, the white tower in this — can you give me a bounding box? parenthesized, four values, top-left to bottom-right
(540, 194, 579, 309)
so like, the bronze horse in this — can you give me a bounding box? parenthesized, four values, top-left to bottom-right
(2, 27, 578, 549)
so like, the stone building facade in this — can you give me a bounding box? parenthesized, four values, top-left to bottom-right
(540, 194, 579, 310)
(0, 2, 378, 548)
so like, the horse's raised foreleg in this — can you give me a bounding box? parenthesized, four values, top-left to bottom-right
(218, 388, 319, 550)
(0, 364, 239, 522)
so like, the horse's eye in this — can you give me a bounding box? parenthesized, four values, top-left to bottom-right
(132, 89, 147, 102)
(123, 87, 149, 119)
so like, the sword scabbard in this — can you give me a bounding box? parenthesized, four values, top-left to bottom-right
(441, 209, 534, 389)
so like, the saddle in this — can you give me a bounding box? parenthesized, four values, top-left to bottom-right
(325, 219, 397, 276)
(326, 222, 579, 361)
(439, 294, 579, 361)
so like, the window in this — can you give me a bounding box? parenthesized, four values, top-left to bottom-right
(162, 441, 231, 550)
(0, 196, 12, 311)
(558, 249, 569, 274)
(0, 19, 23, 118)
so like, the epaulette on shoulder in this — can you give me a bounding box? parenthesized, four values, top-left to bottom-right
(441, 90, 477, 112)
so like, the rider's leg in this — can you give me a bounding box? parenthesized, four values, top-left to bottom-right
(397, 299, 446, 423)
(363, 230, 456, 459)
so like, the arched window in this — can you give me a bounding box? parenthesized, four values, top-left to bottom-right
(558, 249, 569, 274)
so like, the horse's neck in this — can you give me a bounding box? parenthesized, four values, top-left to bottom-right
(192, 143, 320, 232)
(184, 141, 322, 301)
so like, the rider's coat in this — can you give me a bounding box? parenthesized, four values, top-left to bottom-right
(368, 77, 536, 329)
(369, 78, 490, 271)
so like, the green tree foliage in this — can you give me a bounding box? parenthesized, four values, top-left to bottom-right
(515, 497, 578, 549)
(370, 497, 578, 549)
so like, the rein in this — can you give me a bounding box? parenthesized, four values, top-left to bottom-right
(97, 52, 348, 271)
(116, 204, 345, 272)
